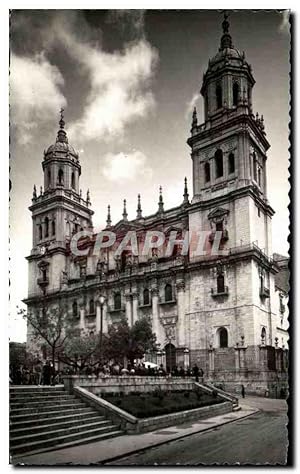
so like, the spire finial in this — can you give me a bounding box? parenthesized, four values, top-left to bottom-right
(59, 107, 65, 129)
(106, 205, 112, 227)
(123, 199, 128, 221)
(86, 189, 91, 205)
(192, 107, 198, 129)
(56, 108, 68, 144)
(33, 184, 37, 199)
(183, 177, 189, 206)
(158, 186, 164, 214)
(220, 10, 233, 50)
(136, 194, 143, 219)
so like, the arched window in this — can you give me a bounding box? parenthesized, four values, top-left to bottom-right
(42, 269, 47, 281)
(261, 327, 266, 341)
(219, 327, 228, 348)
(216, 83, 222, 109)
(72, 301, 78, 318)
(215, 149, 223, 178)
(39, 224, 43, 241)
(143, 288, 150, 306)
(51, 220, 56, 236)
(232, 82, 239, 107)
(89, 298, 95, 315)
(48, 170, 51, 188)
(204, 162, 211, 183)
(165, 284, 173, 302)
(217, 274, 225, 294)
(71, 172, 75, 189)
(58, 168, 64, 185)
(228, 153, 235, 174)
(44, 217, 49, 238)
(114, 292, 121, 310)
(253, 152, 257, 181)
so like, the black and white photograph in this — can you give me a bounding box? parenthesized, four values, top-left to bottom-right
(7, 7, 291, 466)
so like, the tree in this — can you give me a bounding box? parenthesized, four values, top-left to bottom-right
(19, 299, 74, 367)
(104, 316, 158, 366)
(58, 330, 101, 373)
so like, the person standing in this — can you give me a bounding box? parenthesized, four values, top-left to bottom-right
(241, 384, 245, 398)
(42, 361, 51, 385)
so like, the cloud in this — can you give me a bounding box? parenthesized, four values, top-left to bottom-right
(278, 11, 290, 35)
(64, 36, 158, 144)
(106, 10, 146, 39)
(10, 53, 66, 144)
(185, 92, 200, 119)
(102, 150, 152, 182)
(10, 11, 158, 146)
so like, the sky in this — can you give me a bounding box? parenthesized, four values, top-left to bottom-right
(9, 10, 290, 342)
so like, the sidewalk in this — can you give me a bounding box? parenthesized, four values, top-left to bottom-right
(13, 401, 259, 465)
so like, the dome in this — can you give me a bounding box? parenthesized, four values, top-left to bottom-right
(44, 110, 79, 160)
(45, 141, 78, 159)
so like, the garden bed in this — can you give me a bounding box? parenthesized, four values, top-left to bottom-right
(102, 389, 222, 418)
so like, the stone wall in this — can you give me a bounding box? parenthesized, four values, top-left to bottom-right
(63, 375, 195, 395)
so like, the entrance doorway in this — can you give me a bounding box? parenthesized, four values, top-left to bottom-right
(165, 343, 176, 373)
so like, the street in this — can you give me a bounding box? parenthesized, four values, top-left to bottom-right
(107, 397, 288, 466)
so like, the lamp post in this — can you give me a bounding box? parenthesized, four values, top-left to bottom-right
(99, 295, 105, 364)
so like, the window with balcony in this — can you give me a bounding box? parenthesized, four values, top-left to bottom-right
(89, 299, 95, 315)
(217, 274, 225, 294)
(58, 168, 64, 185)
(39, 224, 42, 241)
(164, 284, 173, 302)
(52, 220, 55, 236)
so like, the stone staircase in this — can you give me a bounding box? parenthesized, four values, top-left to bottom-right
(10, 385, 123, 458)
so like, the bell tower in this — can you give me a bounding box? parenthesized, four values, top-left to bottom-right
(188, 13, 274, 254)
(27, 111, 94, 297)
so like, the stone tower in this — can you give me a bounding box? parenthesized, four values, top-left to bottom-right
(186, 13, 279, 377)
(26, 110, 94, 298)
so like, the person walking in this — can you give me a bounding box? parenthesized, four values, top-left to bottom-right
(241, 384, 245, 398)
(193, 364, 200, 382)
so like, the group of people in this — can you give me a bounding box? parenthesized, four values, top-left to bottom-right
(10, 360, 59, 386)
(10, 360, 204, 384)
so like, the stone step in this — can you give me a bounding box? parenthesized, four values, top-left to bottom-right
(10, 425, 122, 456)
(10, 385, 64, 392)
(12, 429, 124, 460)
(10, 419, 114, 446)
(10, 391, 67, 399)
(10, 402, 86, 416)
(10, 414, 106, 437)
(10, 410, 100, 430)
(10, 397, 78, 409)
(10, 406, 93, 423)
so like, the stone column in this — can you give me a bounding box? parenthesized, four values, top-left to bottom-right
(234, 345, 240, 370)
(102, 304, 108, 334)
(208, 345, 215, 372)
(184, 348, 190, 370)
(96, 301, 101, 333)
(161, 350, 166, 370)
(132, 292, 139, 325)
(176, 281, 186, 347)
(125, 294, 132, 327)
(151, 287, 161, 342)
(79, 304, 85, 331)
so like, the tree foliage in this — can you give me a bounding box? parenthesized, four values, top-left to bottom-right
(58, 330, 100, 372)
(19, 299, 75, 366)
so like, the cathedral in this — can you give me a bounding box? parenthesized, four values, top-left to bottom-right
(25, 15, 288, 395)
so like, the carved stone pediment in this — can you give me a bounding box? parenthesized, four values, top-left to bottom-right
(208, 207, 229, 223)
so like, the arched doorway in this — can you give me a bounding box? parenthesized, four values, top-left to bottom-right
(165, 343, 176, 373)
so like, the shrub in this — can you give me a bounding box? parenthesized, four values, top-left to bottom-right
(184, 392, 190, 398)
